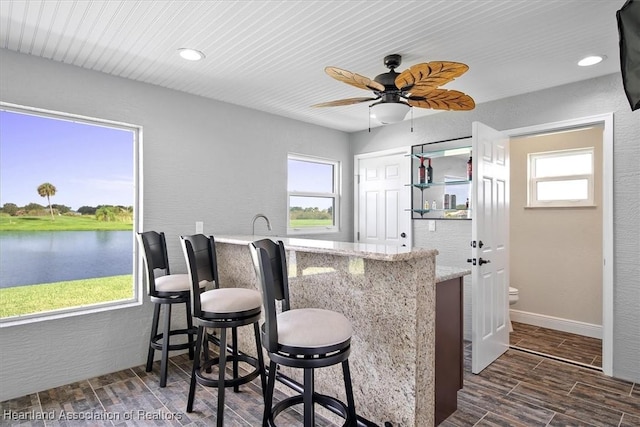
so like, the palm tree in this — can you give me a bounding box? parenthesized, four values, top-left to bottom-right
(37, 182, 57, 220)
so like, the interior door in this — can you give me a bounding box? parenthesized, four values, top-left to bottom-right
(471, 121, 510, 374)
(356, 151, 411, 247)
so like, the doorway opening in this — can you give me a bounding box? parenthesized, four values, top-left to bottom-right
(504, 114, 613, 375)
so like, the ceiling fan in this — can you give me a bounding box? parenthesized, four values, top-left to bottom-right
(312, 54, 475, 124)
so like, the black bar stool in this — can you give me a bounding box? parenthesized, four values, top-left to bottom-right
(250, 238, 357, 427)
(137, 231, 204, 387)
(181, 234, 267, 427)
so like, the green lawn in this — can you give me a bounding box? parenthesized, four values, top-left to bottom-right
(289, 218, 333, 228)
(0, 275, 134, 318)
(0, 215, 132, 231)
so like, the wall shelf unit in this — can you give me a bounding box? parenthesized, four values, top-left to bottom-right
(409, 137, 473, 220)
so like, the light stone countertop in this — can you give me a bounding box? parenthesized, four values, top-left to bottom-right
(215, 235, 470, 281)
(215, 234, 438, 261)
(436, 265, 471, 282)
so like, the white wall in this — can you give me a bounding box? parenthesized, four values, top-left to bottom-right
(351, 73, 640, 383)
(0, 49, 353, 401)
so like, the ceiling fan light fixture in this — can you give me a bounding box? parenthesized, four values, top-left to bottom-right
(370, 102, 410, 124)
(178, 48, 205, 61)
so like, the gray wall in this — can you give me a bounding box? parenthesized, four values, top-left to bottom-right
(0, 49, 353, 401)
(351, 73, 640, 383)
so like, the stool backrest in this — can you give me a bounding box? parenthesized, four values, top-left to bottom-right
(137, 231, 171, 296)
(180, 234, 220, 317)
(249, 239, 289, 352)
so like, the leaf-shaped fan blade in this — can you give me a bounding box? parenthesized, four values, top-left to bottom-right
(407, 89, 475, 111)
(325, 67, 385, 92)
(395, 61, 469, 94)
(311, 97, 378, 107)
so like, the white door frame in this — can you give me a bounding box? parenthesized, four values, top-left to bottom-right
(353, 147, 412, 245)
(503, 113, 614, 376)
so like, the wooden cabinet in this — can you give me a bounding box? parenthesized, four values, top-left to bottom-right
(435, 277, 464, 425)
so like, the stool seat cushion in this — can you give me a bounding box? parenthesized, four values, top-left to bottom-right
(277, 308, 352, 348)
(155, 274, 209, 293)
(201, 288, 262, 314)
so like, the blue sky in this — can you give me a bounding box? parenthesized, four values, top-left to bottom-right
(0, 110, 134, 211)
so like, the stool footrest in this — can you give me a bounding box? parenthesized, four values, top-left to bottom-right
(196, 354, 261, 388)
(150, 328, 197, 352)
(269, 393, 352, 427)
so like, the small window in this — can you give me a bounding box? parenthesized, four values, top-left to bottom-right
(287, 154, 339, 233)
(528, 148, 594, 207)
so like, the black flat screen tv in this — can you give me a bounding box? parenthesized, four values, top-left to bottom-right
(617, 0, 640, 111)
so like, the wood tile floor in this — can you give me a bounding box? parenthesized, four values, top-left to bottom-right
(2, 341, 638, 426)
(510, 321, 603, 369)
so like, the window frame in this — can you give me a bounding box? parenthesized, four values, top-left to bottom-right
(527, 147, 595, 208)
(287, 153, 340, 234)
(0, 102, 143, 326)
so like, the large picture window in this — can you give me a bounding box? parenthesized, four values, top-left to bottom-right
(287, 154, 339, 233)
(528, 147, 594, 208)
(0, 104, 141, 323)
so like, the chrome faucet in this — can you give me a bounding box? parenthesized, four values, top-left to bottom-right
(251, 214, 272, 235)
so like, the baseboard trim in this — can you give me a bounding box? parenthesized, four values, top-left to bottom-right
(510, 309, 602, 339)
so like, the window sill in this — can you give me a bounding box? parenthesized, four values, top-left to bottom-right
(287, 228, 339, 235)
(0, 298, 142, 328)
(525, 204, 597, 209)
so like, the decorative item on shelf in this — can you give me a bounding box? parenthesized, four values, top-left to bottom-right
(423, 200, 430, 211)
(419, 157, 426, 184)
(427, 158, 433, 183)
(432, 200, 437, 210)
(451, 195, 457, 210)
(443, 194, 450, 210)
(467, 152, 473, 181)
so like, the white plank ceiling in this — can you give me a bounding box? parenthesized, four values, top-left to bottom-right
(0, 1, 625, 132)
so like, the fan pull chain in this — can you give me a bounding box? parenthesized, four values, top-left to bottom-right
(368, 106, 371, 132)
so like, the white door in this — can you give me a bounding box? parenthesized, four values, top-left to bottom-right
(356, 150, 411, 247)
(471, 121, 510, 374)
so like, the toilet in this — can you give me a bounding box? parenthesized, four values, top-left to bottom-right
(508, 286, 519, 332)
(509, 286, 519, 305)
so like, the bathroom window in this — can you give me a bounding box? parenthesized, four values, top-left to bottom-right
(527, 148, 594, 207)
(287, 154, 340, 234)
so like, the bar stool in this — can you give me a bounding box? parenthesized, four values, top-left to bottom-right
(249, 239, 357, 427)
(137, 231, 204, 387)
(180, 234, 266, 426)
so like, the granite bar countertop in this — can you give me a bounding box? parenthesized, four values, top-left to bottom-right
(436, 265, 471, 282)
(215, 234, 438, 261)
(215, 235, 470, 282)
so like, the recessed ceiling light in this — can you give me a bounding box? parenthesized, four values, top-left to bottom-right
(578, 55, 605, 67)
(178, 48, 205, 61)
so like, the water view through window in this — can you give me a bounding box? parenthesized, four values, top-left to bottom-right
(0, 107, 138, 319)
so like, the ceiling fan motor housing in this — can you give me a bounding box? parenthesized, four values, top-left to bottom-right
(373, 54, 406, 104)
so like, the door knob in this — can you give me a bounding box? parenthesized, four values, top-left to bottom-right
(478, 258, 491, 265)
(400, 232, 406, 238)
